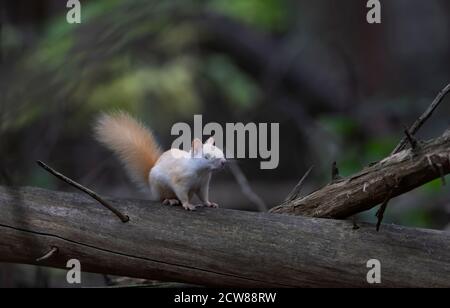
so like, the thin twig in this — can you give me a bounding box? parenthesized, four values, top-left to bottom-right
(284, 166, 314, 202)
(36, 246, 58, 262)
(376, 84, 450, 228)
(392, 83, 450, 154)
(331, 161, 341, 181)
(403, 126, 419, 150)
(228, 161, 267, 212)
(36, 161, 129, 223)
(376, 191, 392, 232)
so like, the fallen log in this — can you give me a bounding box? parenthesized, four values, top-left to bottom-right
(0, 186, 449, 287)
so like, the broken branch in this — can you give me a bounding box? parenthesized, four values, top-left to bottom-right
(36, 246, 58, 262)
(270, 129, 450, 219)
(376, 84, 449, 227)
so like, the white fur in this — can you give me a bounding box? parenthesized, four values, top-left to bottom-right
(148, 140, 226, 210)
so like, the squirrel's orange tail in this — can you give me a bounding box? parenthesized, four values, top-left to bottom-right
(94, 111, 162, 186)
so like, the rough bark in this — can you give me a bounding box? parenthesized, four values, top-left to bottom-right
(270, 129, 450, 218)
(0, 186, 449, 287)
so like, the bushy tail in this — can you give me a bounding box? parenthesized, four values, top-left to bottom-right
(94, 111, 162, 185)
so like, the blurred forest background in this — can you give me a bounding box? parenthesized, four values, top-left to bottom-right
(0, 0, 449, 287)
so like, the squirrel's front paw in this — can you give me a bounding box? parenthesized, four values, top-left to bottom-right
(182, 202, 197, 211)
(204, 201, 219, 208)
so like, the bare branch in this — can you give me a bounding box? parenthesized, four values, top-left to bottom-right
(403, 126, 419, 150)
(392, 83, 450, 154)
(284, 166, 313, 202)
(36, 160, 129, 223)
(270, 129, 450, 218)
(376, 84, 449, 227)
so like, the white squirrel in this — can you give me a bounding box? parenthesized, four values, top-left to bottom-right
(94, 111, 226, 211)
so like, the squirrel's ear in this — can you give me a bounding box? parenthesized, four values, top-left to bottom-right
(205, 137, 215, 145)
(192, 138, 203, 157)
